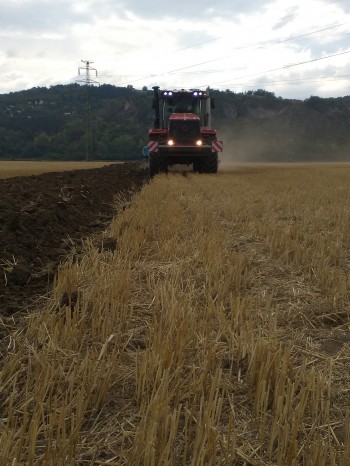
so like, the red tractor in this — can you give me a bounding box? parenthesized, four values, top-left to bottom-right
(147, 86, 223, 176)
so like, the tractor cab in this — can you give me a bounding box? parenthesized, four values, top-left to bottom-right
(152, 88, 213, 130)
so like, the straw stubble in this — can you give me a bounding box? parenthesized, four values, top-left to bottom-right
(1, 165, 349, 464)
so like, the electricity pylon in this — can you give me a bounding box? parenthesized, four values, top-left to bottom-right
(76, 60, 99, 160)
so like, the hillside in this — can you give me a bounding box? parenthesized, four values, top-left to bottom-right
(214, 90, 350, 162)
(0, 84, 350, 161)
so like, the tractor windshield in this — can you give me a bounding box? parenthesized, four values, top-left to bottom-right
(166, 94, 199, 114)
(163, 93, 201, 125)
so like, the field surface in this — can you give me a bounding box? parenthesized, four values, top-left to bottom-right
(0, 164, 350, 465)
(0, 161, 119, 179)
(0, 162, 147, 314)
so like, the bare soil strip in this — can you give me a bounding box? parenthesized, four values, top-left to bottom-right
(0, 162, 147, 315)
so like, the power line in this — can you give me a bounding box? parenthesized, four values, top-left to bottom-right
(255, 23, 345, 50)
(214, 74, 350, 89)
(169, 7, 343, 54)
(194, 49, 350, 88)
(116, 23, 345, 86)
(173, 36, 222, 53)
(99, 24, 346, 83)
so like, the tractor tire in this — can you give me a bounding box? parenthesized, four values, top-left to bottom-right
(158, 159, 168, 174)
(198, 153, 218, 173)
(149, 154, 168, 177)
(149, 154, 159, 177)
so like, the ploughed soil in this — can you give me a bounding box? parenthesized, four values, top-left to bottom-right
(0, 162, 148, 316)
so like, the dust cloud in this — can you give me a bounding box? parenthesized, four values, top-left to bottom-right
(216, 122, 350, 169)
(218, 128, 272, 172)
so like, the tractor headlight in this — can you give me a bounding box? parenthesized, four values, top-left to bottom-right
(196, 140, 203, 146)
(167, 139, 175, 146)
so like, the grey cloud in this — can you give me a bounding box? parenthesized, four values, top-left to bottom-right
(290, 33, 350, 60)
(273, 8, 299, 30)
(6, 49, 18, 58)
(0, 1, 90, 33)
(96, 0, 272, 20)
(322, 0, 350, 13)
(2, 33, 80, 64)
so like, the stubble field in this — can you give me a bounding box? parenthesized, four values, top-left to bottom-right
(0, 161, 119, 179)
(0, 164, 349, 465)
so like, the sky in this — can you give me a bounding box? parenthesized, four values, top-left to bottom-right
(1, 0, 350, 99)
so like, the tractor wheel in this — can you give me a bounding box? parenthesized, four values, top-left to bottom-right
(149, 154, 168, 177)
(198, 153, 218, 173)
(158, 159, 168, 174)
(149, 154, 159, 177)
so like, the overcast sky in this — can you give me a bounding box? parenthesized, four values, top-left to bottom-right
(1, 0, 350, 99)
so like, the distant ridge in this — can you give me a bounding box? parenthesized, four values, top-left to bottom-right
(0, 84, 349, 161)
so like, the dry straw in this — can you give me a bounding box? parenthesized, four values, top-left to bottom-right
(1, 165, 349, 464)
